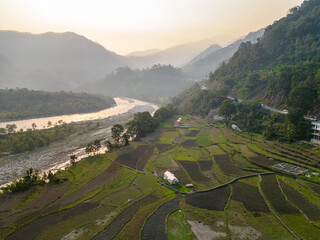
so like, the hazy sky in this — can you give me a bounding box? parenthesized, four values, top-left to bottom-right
(0, 0, 304, 55)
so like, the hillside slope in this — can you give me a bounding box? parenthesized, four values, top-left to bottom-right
(0, 31, 127, 91)
(207, 0, 320, 113)
(183, 29, 265, 79)
(82, 65, 191, 102)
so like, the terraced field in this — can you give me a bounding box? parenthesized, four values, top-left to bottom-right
(1, 115, 320, 239)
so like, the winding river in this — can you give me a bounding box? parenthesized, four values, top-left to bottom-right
(0, 98, 158, 130)
(0, 98, 158, 186)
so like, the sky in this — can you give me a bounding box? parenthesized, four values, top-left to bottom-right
(0, 0, 304, 55)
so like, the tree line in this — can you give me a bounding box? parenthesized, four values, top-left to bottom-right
(0, 122, 78, 154)
(0, 88, 115, 120)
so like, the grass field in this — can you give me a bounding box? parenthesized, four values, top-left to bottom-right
(197, 135, 212, 147)
(167, 210, 194, 240)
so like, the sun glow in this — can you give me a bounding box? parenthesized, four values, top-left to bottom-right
(0, 0, 304, 54)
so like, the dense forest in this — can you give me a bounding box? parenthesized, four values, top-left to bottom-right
(208, 0, 320, 114)
(0, 88, 115, 120)
(84, 64, 191, 103)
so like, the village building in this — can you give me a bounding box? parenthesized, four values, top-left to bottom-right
(231, 124, 242, 132)
(164, 171, 179, 184)
(311, 121, 320, 144)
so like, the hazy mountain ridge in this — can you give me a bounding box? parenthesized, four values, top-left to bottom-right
(81, 65, 192, 102)
(183, 28, 265, 79)
(184, 44, 222, 66)
(126, 49, 161, 57)
(124, 38, 224, 69)
(0, 31, 127, 90)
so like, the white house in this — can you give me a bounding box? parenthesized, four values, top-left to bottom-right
(311, 121, 320, 144)
(232, 124, 242, 132)
(164, 171, 179, 184)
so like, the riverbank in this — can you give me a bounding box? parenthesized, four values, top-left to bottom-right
(0, 98, 158, 131)
(0, 99, 157, 186)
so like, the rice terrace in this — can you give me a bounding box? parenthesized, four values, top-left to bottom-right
(1, 115, 320, 240)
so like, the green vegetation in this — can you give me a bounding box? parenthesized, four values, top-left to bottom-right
(0, 88, 115, 120)
(1, 168, 44, 193)
(208, 0, 320, 107)
(91, 65, 191, 103)
(167, 210, 194, 240)
(197, 135, 212, 147)
(0, 122, 78, 153)
(2, 115, 320, 239)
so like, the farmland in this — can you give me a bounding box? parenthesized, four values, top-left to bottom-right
(1, 115, 320, 239)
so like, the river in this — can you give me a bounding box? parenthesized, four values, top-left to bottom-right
(0, 98, 158, 130)
(0, 98, 158, 186)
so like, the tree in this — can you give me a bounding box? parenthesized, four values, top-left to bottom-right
(6, 124, 17, 134)
(85, 143, 94, 155)
(286, 86, 316, 114)
(31, 123, 37, 130)
(0, 128, 7, 135)
(47, 121, 52, 128)
(111, 124, 124, 145)
(121, 133, 129, 146)
(218, 99, 236, 123)
(70, 154, 77, 165)
(93, 139, 101, 153)
(105, 140, 114, 151)
(126, 112, 159, 139)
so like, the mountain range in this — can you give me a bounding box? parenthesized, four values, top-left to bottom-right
(183, 28, 265, 79)
(0, 28, 266, 101)
(0, 31, 128, 91)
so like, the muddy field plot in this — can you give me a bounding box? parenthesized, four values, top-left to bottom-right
(141, 198, 179, 240)
(6, 202, 99, 240)
(248, 156, 279, 167)
(178, 161, 210, 183)
(186, 130, 200, 137)
(279, 180, 320, 220)
(171, 168, 192, 185)
(166, 128, 177, 132)
(198, 160, 213, 171)
(311, 185, 320, 195)
(260, 175, 299, 215)
(115, 145, 149, 169)
(93, 195, 158, 240)
(185, 185, 231, 211)
(180, 139, 198, 148)
(155, 143, 175, 153)
(213, 155, 247, 176)
(231, 181, 269, 213)
(136, 146, 154, 171)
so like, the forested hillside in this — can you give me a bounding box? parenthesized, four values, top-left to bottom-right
(208, 0, 320, 114)
(84, 64, 191, 103)
(0, 89, 115, 120)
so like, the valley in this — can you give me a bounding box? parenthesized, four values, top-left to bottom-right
(1, 115, 319, 239)
(0, 98, 157, 186)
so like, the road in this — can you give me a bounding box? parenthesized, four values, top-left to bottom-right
(227, 96, 288, 114)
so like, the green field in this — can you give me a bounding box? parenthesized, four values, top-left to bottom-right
(1, 115, 320, 239)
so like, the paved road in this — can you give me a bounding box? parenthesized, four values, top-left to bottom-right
(227, 96, 288, 114)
